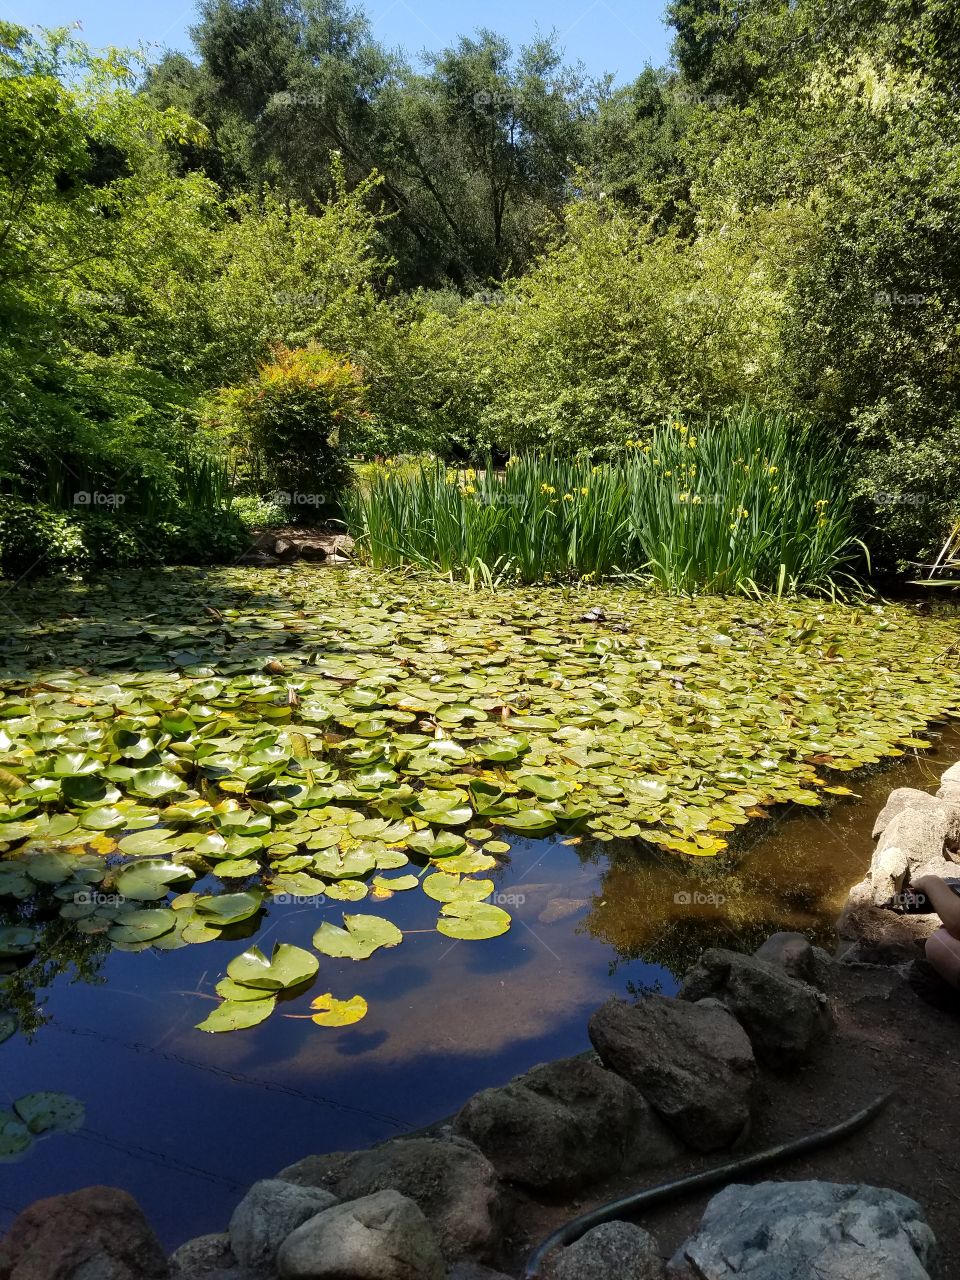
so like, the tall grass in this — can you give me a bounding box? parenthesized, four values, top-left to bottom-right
(346, 407, 864, 594)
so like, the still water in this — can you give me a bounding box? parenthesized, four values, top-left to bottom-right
(1, 730, 956, 1248)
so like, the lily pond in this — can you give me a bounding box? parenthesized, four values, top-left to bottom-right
(1, 566, 960, 1243)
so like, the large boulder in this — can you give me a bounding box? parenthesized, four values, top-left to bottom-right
(871, 789, 947, 841)
(587, 996, 756, 1151)
(678, 948, 832, 1069)
(668, 1180, 936, 1279)
(277, 1190, 445, 1280)
(453, 1055, 680, 1194)
(936, 761, 960, 804)
(278, 1135, 500, 1262)
(168, 1234, 238, 1280)
(0, 1186, 169, 1280)
(869, 806, 960, 904)
(229, 1180, 338, 1271)
(552, 1222, 666, 1280)
(837, 877, 939, 965)
(753, 932, 831, 988)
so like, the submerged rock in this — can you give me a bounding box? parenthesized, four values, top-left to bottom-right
(552, 1222, 666, 1280)
(0, 1185, 169, 1280)
(276, 1190, 445, 1280)
(668, 1180, 936, 1279)
(679, 948, 832, 1069)
(229, 1179, 338, 1271)
(454, 1055, 680, 1194)
(587, 996, 756, 1151)
(278, 1135, 500, 1262)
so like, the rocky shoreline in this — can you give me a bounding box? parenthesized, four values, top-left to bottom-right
(3, 758, 959, 1280)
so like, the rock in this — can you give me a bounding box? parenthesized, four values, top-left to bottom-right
(276, 1190, 445, 1280)
(445, 1267, 513, 1280)
(752, 932, 831, 988)
(273, 538, 298, 562)
(679, 948, 831, 1069)
(454, 1055, 680, 1194)
(837, 878, 939, 965)
(869, 806, 960, 904)
(229, 1179, 338, 1271)
(588, 996, 756, 1151)
(668, 1180, 936, 1279)
(251, 531, 280, 553)
(0, 1185, 169, 1280)
(537, 897, 589, 925)
(168, 1234, 237, 1279)
(278, 1136, 500, 1262)
(552, 1222, 666, 1280)
(872, 789, 944, 840)
(294, 539, 328, 562)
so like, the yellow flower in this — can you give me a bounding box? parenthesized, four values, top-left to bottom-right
(540, 483, 555, 495)
(739, 507, 749, 519)
(664, 469, 672, 477)
(692, 494, 703, 505)
(678, 492, 689, 504)
(591, 465, 602, 474)
(506, 456, 519, 467)
(814, 498, 829, 510)
(463, 484, 476, 495)
(580, 487, 589, 496)
(465, 468, 477, 482)
(687, 436, 697, 448)
(582, 571, 596, 583)
(766, 464, 778, 475)
(563, 493, 574, 502)
(445, 471, 457, 485)
(625, 438, 635, 448)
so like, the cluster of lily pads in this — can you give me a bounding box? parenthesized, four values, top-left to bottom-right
(0, 1015, 84, 1161)
(0, 567, 959, 1033)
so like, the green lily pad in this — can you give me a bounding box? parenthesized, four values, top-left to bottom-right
(437, 900, 512, 940)
(226, 943, 319, 991)
(312, 913, 403, 960)
(196, 996, 276, 1033)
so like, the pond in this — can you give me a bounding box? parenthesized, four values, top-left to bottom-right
(1, 568, 959, 1246)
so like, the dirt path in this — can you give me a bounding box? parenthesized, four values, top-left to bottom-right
(504, 962, 960, 1275)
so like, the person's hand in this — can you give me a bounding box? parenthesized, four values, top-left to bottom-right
(911, 874, 935, 895)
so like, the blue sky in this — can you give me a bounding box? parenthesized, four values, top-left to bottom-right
(15, 0, 673, 83)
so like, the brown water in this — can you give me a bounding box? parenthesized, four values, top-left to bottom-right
(1, 728, 958, 1247)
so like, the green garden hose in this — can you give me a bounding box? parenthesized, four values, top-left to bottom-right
(523, 1090, 894, 1279)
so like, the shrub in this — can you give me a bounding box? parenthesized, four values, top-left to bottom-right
(209, 345, 360, 520)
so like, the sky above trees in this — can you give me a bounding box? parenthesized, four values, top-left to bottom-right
(19, 0, 673, 83)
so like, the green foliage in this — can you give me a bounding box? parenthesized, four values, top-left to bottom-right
(347, 408, 861, 593)
(209, 345, 360, 517)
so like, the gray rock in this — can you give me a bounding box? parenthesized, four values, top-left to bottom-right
(871, 788, 944, 840)
(168, 1235, 238, 1280)
(679, 948, 832, 1069)
(752, 932, 831, 988)
(553, 1222, 665, 1280)
(668, 1180, 936, 1279)
(277, 1190, 445, 1280)
(229, 1180, 338, 1271)
(837, 878, 939, 965)
(870, 806, 959, 903)
(278, 1136, 499, 1262)
(445, 1267, 513, 1280)
(588, 996, 756, 1151)
(454, 1055, 680, 1194)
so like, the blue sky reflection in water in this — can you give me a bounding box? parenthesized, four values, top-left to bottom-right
(2, 734, 958, 1248)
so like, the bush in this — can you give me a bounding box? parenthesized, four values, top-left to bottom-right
(209, 345, 360, 520)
